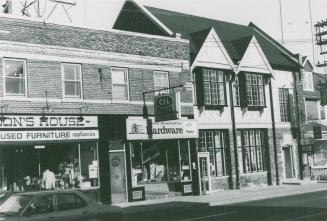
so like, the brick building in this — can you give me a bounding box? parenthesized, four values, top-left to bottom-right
(0, 14, 196, 204)
(295, 56, 327, 180)
(113, 0, 305, 193)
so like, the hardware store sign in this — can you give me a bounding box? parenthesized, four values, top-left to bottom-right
(126, 118, 198, 140)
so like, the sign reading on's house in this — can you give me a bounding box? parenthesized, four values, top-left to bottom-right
(0, 115, 99, 143)
(126, 118, 198, 140)
(154, 93, 180, 122)
(0, 115, 98, 128)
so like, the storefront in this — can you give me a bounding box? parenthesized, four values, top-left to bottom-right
(126, 117, 198, 201)
(0, 115, 100, 199)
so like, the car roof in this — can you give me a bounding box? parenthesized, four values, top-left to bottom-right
(13, 190, 83, 197)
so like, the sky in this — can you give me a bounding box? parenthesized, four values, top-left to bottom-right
(3, 0, 327, 71)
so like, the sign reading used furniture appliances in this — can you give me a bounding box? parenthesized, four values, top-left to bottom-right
(126, 118, 198, 140)
(0, 130, 99, 142)
(0, 116, 98, 128)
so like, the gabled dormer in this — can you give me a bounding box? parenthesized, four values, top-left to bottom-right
(234, 36, 274, 110)
(189, 28, 235, 110)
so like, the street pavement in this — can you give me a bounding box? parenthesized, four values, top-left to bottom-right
(120, 183, 327, 221)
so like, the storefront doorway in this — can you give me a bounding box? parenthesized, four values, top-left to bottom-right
(198, 152, 211, 194)
(283, 145, 295, 179)
(109, 151, 127, 204)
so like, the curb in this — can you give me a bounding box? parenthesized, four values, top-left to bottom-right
(209, 185, 327, 206)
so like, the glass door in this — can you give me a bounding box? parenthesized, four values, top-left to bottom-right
(198, 152, 211, 194)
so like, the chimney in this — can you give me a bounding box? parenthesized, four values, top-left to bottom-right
(175, 33, 181, 39)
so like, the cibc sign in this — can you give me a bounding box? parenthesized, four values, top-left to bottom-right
(154, 92, 180, 122)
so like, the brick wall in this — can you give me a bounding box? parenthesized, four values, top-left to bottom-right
(0, 17, 193, 116)
(0, 17, 189, 61)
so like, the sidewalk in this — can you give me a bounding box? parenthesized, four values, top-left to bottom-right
(116, 182, 327, 208)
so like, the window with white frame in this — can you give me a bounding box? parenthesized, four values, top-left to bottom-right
(320, 103, 326, 120)
(303, 71, 313, 91)
(4, 59, 26, 96)
(305, 99, 319, 120)
(237, 129, 266, 173)
(246, 73, 265, 107)
(203, 69, 225, 106)
(62, 64, 82, 98)
(154, 71, 169, 94)
(111, 67, 129, 100)
(198, 130, 227, 177)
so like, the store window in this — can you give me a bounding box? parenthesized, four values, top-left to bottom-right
(279, 88, 290, 122)
(111, 67, 129, 100)
(130, 140, 191, 187)
(303, 71, 313, 91)
(237, 129, 266, 173)
(154, 71, 169, 94)
(3, 142, 99, 192)
(4, 58, 26, 96)
(62, 63, 82, 98)
(198, 130, 227, 177)
(305, 100, 319, 120)
(195, 68, 226, 107)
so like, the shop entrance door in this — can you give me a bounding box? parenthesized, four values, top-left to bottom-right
(109, 151, 127, 204)
(283, 146, 295, 179)
(197, 152, 211, 194)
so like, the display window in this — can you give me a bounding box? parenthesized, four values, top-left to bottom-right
(2, 142, 99, 192)
(130, 140, 192, 187)
(198, 130, 227, 177)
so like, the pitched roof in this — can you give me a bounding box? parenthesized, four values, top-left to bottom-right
(113, 1, 301, 71)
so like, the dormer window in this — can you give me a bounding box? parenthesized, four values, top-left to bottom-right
(237, 72, 266, 109)
(195, 68, 227, 108)
(303, 71, 313, 91)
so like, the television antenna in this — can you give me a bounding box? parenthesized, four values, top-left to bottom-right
(47, 0, 76, 22)
(18, 0, 76, 22)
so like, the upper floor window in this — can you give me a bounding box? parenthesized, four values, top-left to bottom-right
(4, 58, 26, 96)
(237, 73, 266, 108)
(320, 103, 326, 120)
(246, 74, 265, 107)
(154, 71, 169, 94)
(233, 77, 240, 106)
(279, 88, 290, 122)
(111, 67, 129, 100)
(195, 68, 226, 107)
(305, 99, 319, 120)
(62, 64, 82, 98)
(303, 71, 313, 91)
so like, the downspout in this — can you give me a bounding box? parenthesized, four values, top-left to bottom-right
(229, 73, 240, 189)
(293, 71, 304, 180)
(268, 80, 280, 185)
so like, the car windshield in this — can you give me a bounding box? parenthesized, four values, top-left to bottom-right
(0, 195, 33, 215)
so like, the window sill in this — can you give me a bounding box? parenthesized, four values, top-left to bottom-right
(202, 105, 228, 110)
(246, 106, 266, 111)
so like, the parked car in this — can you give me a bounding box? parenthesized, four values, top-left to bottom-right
(0, 190, 122, 221)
